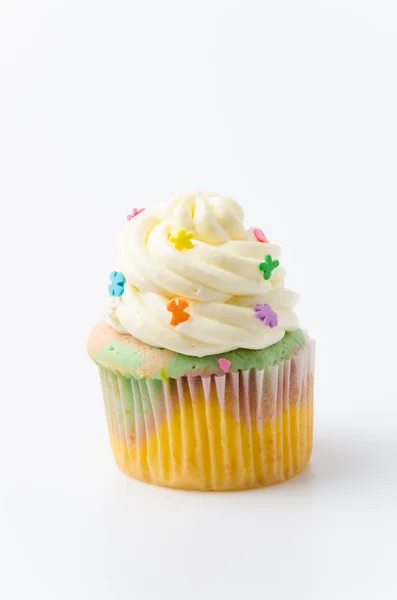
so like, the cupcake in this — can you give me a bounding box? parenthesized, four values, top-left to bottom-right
(88, 191, 315, 490)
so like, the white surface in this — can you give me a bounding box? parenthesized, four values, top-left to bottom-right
(1, 1, 397, 599)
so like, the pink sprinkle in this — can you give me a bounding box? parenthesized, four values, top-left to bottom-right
(254, 228, 268, 243)
(127, 207, 145, 221)
(218, 358, 231, 373)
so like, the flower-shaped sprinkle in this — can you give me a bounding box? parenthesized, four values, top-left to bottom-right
(108, 271, 125, 296)
(167, 298, 190, 326)
(127, 207, 145, 221)
(253, 228, 269, 243)
(254, 304, 278, 328)
(169, 229, 194, 251)
(259, 254, 280, 280)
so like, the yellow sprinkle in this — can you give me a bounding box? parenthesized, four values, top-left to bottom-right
(160, 368, 169, 381)
(169, 228, 194, 251)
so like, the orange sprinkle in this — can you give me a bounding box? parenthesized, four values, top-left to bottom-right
(167, 298, 190, 326)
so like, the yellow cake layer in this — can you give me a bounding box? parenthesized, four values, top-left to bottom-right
(107, 397, 313, 491)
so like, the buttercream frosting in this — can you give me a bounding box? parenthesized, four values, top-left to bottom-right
(106, 191, 300, 356)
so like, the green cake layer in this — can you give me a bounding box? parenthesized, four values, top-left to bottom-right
(88, 322, 306, 381)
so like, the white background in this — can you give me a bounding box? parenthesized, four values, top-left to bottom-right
(1, 1, 397, 598)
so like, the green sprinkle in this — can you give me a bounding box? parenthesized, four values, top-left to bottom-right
(259, 255, 280, 280)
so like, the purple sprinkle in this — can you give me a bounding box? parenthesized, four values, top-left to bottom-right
(254, 304, 278, 328)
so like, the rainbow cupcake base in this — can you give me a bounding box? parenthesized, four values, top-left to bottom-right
(99, 341, 315, 490)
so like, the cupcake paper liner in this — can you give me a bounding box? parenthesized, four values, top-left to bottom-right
(99, 339, 315, 490)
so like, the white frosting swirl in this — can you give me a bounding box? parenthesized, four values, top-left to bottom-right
(107, 191, 299, 356)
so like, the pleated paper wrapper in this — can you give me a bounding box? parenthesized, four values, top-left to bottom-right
(99, 339, 315, 490)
